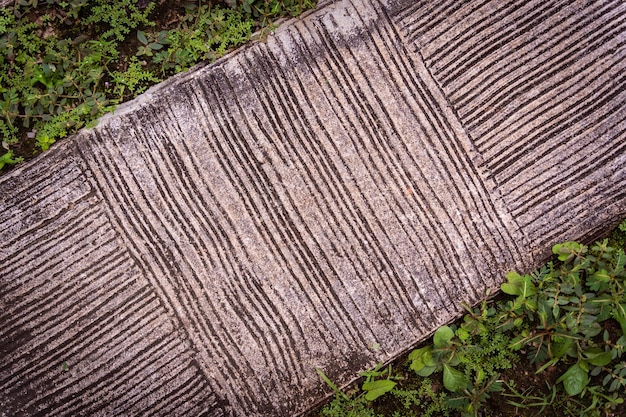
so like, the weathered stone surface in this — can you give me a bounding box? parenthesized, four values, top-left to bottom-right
(1, 0, 625, 416)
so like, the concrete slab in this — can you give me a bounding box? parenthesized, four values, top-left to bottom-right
(1, 0, 625, 415)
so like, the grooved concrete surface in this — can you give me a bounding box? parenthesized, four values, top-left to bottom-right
(1, 0, 626, 415)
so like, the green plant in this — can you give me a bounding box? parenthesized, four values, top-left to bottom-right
(1, 0, 317, 169)
(151, 4, 255, 75)
(501, 380, 557, 414)
(608, 219, 626, 250)
(0, 150, 23, 169)
(389, 379, 451, 417)
(408, 321, 514, 416)
(501, 239, 625, 407)
(360, 364, 397, 401)
(0, 4, 117, 150)
(238, 0, 316, 23)
(82, 0, 155, 41)
(109, 56, 160, 101)
(317, 235, 626, 416)
(445, 374, 502, 417)
(136, 29, 168, 57)
(409, 326, 471, 392)
(318, 367, 453, 417)
(317, 367, 380, 417)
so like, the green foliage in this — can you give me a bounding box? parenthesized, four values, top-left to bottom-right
(320, 375, 453, 417)
(0, 150, 23, 169)
(136, 29, 168, 57)
(409, 317, 514, 416)
(151, 4, 255, 75)
(34, 103, 99, 151)
(360, 364, 397, 401)
(82, 0, 155, 42)
(109, 56, 160, 101)
(500, 380, 557, 414)
(235, 0, 317, 21)
(0, 3, 119, 152)
(558, 362, 589, 396)
(608, 219, 626, 250)
(1, 0, 316, 170)
(410, 325, 470, 392)
(500, 239, 625, 405)
(389, 380, 451, 417)
(319, 236, 626, 417)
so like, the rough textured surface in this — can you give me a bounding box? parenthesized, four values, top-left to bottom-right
(1, 0, 625, 416)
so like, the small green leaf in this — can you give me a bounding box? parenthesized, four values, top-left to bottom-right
(137, 30, 148, 45)
(417, 364, 438, 377)
(501, 271, 523, 295)
(591, 270, 611, 283)
(552, 242, 586, 262)
(612, 303, 626, 335)
(501, 282, 518, 296)
(551, 337, 573, 359)
(443, 363, 470, 392)
(557, 363, 589, 396)
(362, 379, 396, 401)
(501, 271, 536, 298)
(409, 346, 437, 376)
(409, 346, 430, 366)
(476, 368, 485, 384)
(157, 30, 169, 44)
(0, 151, 22, 170)
(584, 349, 613, 367)
(456, 327, 470, 341)
(433, 326, 454, 348)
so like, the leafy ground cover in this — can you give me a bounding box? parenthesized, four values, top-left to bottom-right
(0, 0, 315, 170)
(310, 221, 626, 417)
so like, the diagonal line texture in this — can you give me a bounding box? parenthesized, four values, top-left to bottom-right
(1, 0, 625, 415)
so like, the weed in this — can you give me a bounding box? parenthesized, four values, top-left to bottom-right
(500, 239, 626, 402)
(318, 370, 452, 417)
(82, 0, 155, 42)
(0, 150, 22, 169)
(317, 234, 626, 417)
(151, 4, 255, 75)
(501, 380, 557, 414)
(136, 29, 168, 58)
(608, 219, 626, 250)
(1, 0, 317, 170)
(360, 364, 398, 401)
(109, 56, 160, 102)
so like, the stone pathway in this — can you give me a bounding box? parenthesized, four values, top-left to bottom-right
(1, 0, 625, 415)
